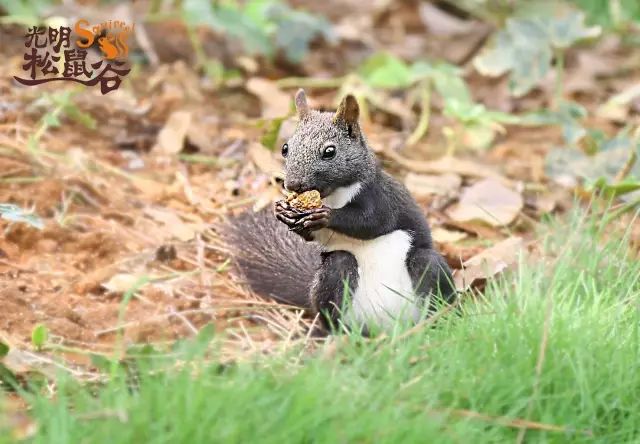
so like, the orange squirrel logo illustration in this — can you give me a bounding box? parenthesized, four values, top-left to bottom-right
(75, 19, 133, 60)
(14, 19, 133, 94)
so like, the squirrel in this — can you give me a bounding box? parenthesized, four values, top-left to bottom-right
(98, 31, 129, 60)
(226, 89, 455, 333)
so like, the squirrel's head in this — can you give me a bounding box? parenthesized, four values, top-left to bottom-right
(282, 89, 376, 197)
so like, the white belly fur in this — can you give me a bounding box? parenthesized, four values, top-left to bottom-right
(314, 228, 419, 330)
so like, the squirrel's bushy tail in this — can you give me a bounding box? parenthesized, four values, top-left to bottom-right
(223, 208, 320, 309)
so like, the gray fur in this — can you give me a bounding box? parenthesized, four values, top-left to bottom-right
(294, 89, 310, 118)
(284, 103, 377, 195)
(223, 209, 320, 308)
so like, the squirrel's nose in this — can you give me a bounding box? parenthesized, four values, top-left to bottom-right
(284, 179, 304, 193)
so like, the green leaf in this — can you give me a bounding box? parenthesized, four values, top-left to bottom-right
(508, 42, 552, 97)
(244, 0, 277, 31)
(575, 0, 640, 29)
(547, 11, 601, 49)
(522, 101, 588, 145)
(181, 0, 217, 27)
(63, 105, 97, 130)
(43, 112, 61, 128)
(182, 0, 273, 58)
(588, 178, 640, 198)
(475, 18, 551, 97)
(559, 101, 589, 120)
(459, 123, 498, 151)
(0, 341, 8, 358)
(444, 100, 486, 123)
(0, 0, 50, 25)
(409, 61, 433, 82)
(182, 0, 331, 63)
(473, 32, 515, 78)
(266, 3, 333, 63)
(544, 147, 587, 187)
(359, 53, 412, 89)
(31, 324, 48, 350)
(429, 63, 472, 104)
(545, 131, 640, 192)
(217, 6, 274, 57)
(0, 204, 44, 229)
(475, 14, 600, 97)
(259, 117, 285, 151)
(444, 99, 520, 126)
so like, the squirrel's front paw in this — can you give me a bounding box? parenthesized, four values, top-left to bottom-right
(289, 207, 330, 241)
(275, 201, 330, 241)
(274, 200, 304, 229)
(293, 207, 331, 232)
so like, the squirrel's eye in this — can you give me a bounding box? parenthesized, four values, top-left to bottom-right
(281, 143, 289, 158)
(321, 145, 336, 160)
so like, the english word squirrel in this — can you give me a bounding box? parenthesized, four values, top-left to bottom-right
(227, 90, 455, 333)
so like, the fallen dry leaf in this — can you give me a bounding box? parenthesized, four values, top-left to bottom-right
(596, 83, 640, 123)
(418, 2, 473, 36)
(431, 227, 468, 244)
(444, 219, 502, 240)
(144, 207, 201, 242)
(153, 110, 192, 154)
(447, 178, 523, 227)
(75, 264, 119, 293)
(384, 150, 511, 184)
(563, 50, 620, 95)
(2, 348, 58, 380)
(453, 236, 523, 291)
(186, 120, 214, 152)
(276, 117, 298, 149)
(405, 172, 461, 197)
(253, 186, 284, 212)
(130, 176, 166, 201)
(248, 143, 283, 177)
(534, 192, 558, 215)
(102, 273, 147, 293)
(246, 77, 291, 119)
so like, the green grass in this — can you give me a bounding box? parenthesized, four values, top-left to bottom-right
(3, 210, 640, 443)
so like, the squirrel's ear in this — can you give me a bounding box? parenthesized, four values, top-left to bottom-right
(333, 94, 360, 137)
(295, 89, 309, 119)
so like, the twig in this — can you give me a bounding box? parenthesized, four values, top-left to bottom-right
(602, 197, 640, 226)
(94, 305, 295, 337)
(168, 307, 199, 336)
(613, 150, 637, 183)
(276, 76, 345, 89)
(432, 408, 592, 436)
(0, 259, 35, 273)
(238, 321, 257, 353)
(406, 81, 431, 147)
(553, 49, 566, 111)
